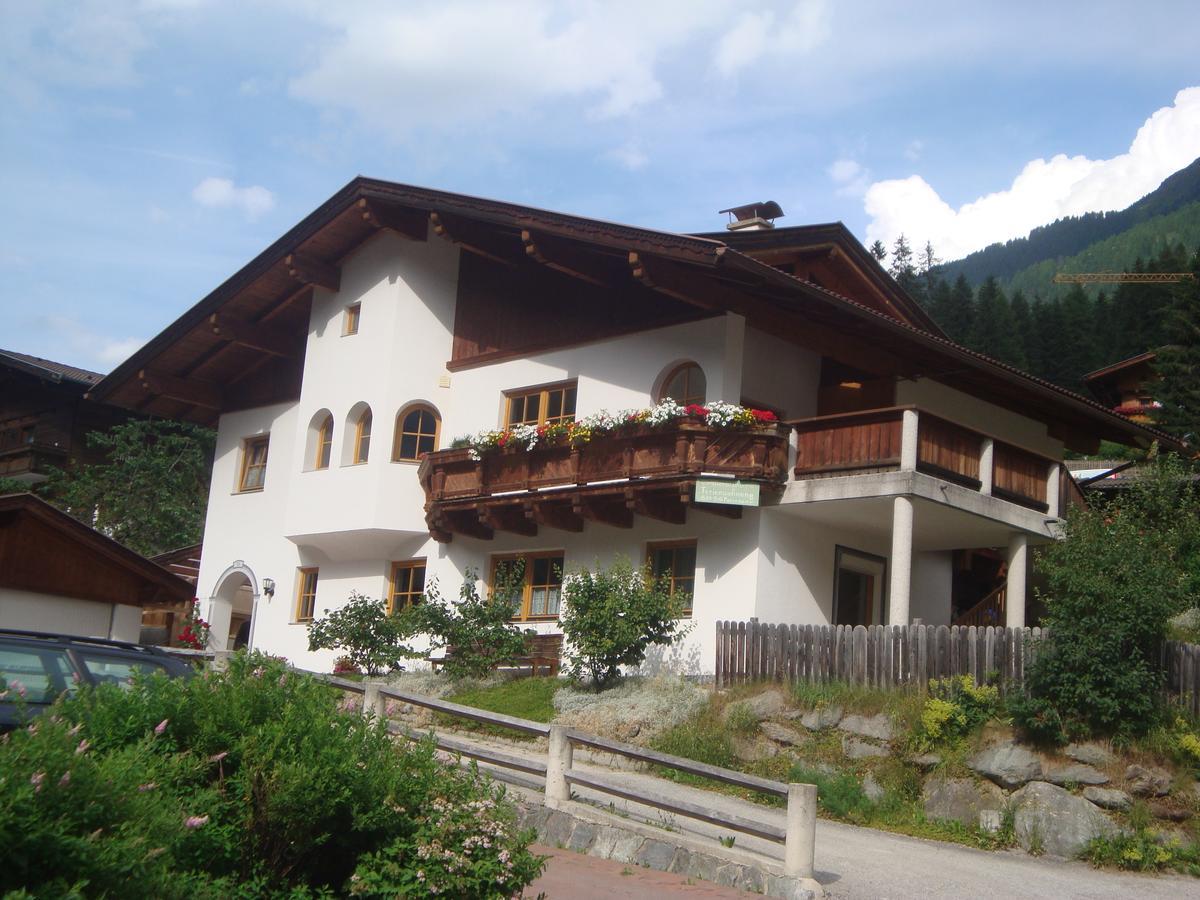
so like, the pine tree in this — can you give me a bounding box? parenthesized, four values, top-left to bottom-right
(939, 275, 976, 344)
(1152, 247, 1200, 442)
(918, 241, 941, 307)
(970, 277, 1024, 367)
(1032, 297, 1069, 385)
(868, 240, 887, 263)
(1008, 290, 1033, 372)
(1058, 284, 1100, 390)
(889, 234, 918, 293)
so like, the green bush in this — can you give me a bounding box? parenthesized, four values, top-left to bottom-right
(1013, 455, 1200, 743)
(307, 591, 420, 675)
(788, 763, 873, 821)
(559, 557, 687, 690)
(0, 653, 543, 898)
(408, 570, 530, 679)
(915, 676, 1000, 750)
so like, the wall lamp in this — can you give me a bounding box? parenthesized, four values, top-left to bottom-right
(262, 578, 276, 598)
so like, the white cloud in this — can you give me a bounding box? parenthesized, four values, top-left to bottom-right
(191, 177, 275, 220)
(827, 158, 870, 197)
(38, 315, 145, 372)
(605, 141, 649, 171)
(864, 86, 1200, 260)
(903, 139, 924, 162)
(713, 0, 831, 77)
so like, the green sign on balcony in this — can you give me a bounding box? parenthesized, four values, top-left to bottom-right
(694, 478, 760, 507)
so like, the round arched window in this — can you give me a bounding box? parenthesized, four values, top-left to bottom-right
(314, 412, 333, 470)
(660, 363, 706, 407)
(394, 405, 440, 461)
(352, 408, 372, 464)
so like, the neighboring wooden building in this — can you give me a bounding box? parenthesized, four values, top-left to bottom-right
(0, 349, 129, 483)
(1083, 351, 1160, 423)
(0, 493, 194, 642)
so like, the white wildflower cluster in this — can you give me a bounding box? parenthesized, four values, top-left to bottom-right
(703, 401, 742, 427)
(645, 398, 685, 425)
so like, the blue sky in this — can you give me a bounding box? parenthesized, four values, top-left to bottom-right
(2, 1, 1198, 373)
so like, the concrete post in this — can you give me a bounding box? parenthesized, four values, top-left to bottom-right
(979, 438, 995, 496)
(362, 682, 386, 720)
(888, 496, 914, 626)
(899, 409, 919, 472)
(1006, 533, 1028, 628)
(784, 782, 817, 878)
(211, 649, 232, 672)
(1045, 463, 1061, 518)
(545, 725, 573, 808)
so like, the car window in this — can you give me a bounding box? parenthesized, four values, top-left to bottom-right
(0, 644, 77, 704)
(76, 652, 169, 687)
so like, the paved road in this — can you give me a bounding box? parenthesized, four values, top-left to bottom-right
(528, 844, 756, 898)
(441, 730, 1200, 900)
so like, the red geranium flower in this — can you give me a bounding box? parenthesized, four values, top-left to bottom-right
(750, 409, 778, 422)
(684, 404, 709, 417)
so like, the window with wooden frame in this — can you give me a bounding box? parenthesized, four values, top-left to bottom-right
(294, 567, 319, 622)
(238, 436, 270, 492)
(389, 560, 426, 613)
(505, 382, 577, 428)
(352, 408, 372, 464)
(343, 303, 361, 335)
(491, 552, 564, 621)
(647, 540, 697, 617)
(393, 405, 440, 462)
(314, 413, 333, 470)
(659, 363, 706, 407)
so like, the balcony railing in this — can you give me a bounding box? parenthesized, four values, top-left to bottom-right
(790, 406, 1061, 514)
(418, 419, 790, 540)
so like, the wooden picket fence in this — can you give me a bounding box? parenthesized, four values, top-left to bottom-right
(714, 620, 1044, 692)
(1164, 640, 1200, 716)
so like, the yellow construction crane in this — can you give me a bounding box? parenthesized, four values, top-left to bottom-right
(1053, 272, 1196, 284)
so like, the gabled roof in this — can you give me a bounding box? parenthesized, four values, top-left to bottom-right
(88, 176, 1183, 454)
(0, 349, 104, 387)
(0, 493, 194, 608)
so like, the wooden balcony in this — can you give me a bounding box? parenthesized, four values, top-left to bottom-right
(418, 419, 790, 541)
(790, 406, 1062, 514)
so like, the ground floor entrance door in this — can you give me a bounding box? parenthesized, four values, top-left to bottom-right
(833, 547, 887, 626)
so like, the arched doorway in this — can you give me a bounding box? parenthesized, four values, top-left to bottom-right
(209, 563, 260, 651)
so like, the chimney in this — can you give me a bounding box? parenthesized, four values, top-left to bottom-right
(719, 201, 784, 232)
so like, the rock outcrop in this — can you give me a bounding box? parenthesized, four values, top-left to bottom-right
(967, 740, 1043, 789)
(1011, 781, 1120, 857)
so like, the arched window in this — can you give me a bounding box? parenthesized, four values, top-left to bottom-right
(659, 362, 706, 407)
(394, 404, 440, 461)
(352, 408, 372, 464)
(314, 413, 333, 470)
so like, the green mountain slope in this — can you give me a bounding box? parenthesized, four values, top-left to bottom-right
(1001, 200, 1200, 298)
(940, 156, 1200, 287)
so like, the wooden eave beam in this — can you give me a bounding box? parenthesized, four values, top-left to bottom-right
(523, 500, 584, 533)
(572, 494, 633, 529)
(285, 252, 341, 291)
(479, 505, 537, 537)
(208, 313, 299, 358)
(356, 198, 428, 241)
(521, 230, 611, 287)
(138, 368, 222, 410)
(430, 212, 517, 267)
(440, 509, 494, 541)
(625, 489, 686, 525)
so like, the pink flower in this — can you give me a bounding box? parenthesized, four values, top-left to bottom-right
(138, 782, 157, 792)
(67, 723, 83, 736)
(184, 815, 209, 829)
(10, 680, 27, 697)
(208, 751, 228, 763)
(58, 771, 71, 787)
(30, 772, 45, 792)
(154, 719, 169, 735)
(75, 739, 90, 755)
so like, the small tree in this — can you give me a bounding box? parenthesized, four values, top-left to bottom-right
(1013, 454, 1200, 743)
(559, 557, 687, 690)
(410, 569, 529, 679)
(307, 591, 419, 676)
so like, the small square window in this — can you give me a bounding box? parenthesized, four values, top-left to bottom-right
(389, 560, 427, 613)
(343, 303, 361, 336)
(238, 436, 270, 492)
(648, 541, 696, 617)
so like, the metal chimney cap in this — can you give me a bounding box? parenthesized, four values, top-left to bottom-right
(718, 201, 784, 222)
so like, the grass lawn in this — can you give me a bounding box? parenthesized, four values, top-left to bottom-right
(440, 676, 563, 739)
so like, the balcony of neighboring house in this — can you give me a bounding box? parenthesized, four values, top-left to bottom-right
(0, 414, 70, 482)
(417, 417, 791, 541)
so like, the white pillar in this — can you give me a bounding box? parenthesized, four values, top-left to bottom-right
(545, 725, 573, 808)
(888, 496, 914, 626)
(1045, 463, 1061, 518)
(1006, 533, 1028, 628)
(361, 682, 386, 720)
(784, 782, 818, 878)
(900, 409, 919, 472)
(211, 649, 232, 672)
(979, 439, 994, 495)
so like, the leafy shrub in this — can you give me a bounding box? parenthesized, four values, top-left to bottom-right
(559, 557, 687, 690)
(788, 763, 873, 821)
(0, 653, 543, 898)
(1013, 455, 1200, 743)
(307, 590, 419, 676)
(407, 570, 530, 679)
(1085, 827, 1200, 874)
(651, 705, 737, 772)
(915, 676, 1000, 749)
